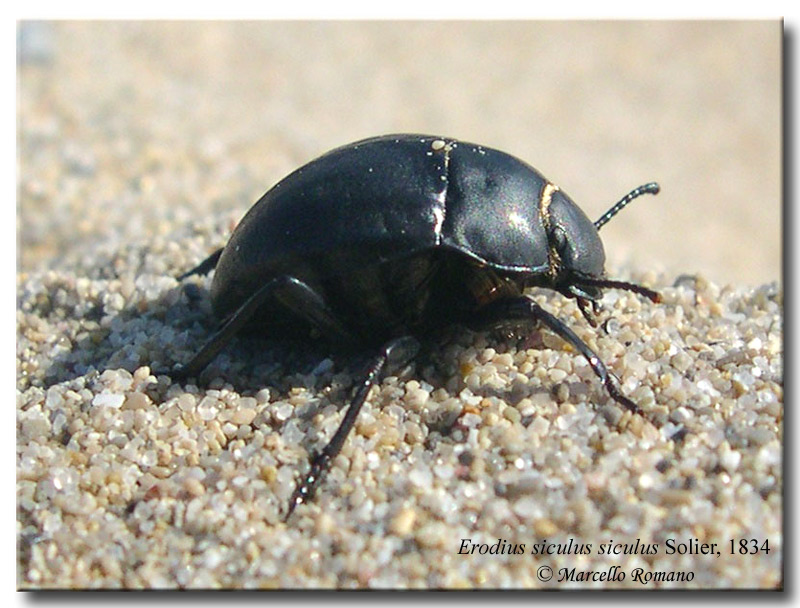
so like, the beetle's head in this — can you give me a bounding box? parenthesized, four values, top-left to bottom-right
(543, 182, 662, 325)
(545, 188, 605, 293)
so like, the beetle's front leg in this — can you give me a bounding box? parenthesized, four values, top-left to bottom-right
(468, 296, 643, 416)
(285, 335, 420, 520)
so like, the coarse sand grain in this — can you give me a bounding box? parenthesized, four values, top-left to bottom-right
(17, 219, 782, 588)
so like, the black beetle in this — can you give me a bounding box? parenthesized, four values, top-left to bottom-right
(162, 134, 661, 519)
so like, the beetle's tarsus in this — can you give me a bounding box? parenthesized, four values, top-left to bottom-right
(601, 373, 644, 416)
(577, 297, 598, 327)
(285, 451, 331, 521)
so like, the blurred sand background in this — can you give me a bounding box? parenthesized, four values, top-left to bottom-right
(19, 21, 780, 285)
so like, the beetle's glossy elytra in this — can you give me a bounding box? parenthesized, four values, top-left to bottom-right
(163, 134, 661, 519)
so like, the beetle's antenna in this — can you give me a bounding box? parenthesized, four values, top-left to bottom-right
(594, 182, 660, 230)
(577, 275, 661, 303)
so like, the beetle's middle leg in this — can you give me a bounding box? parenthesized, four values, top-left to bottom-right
(468, 296, 643, 416)
(163, 276, 357, 379)
(177, 247, 223, 280)
(285, 335, 420, 520)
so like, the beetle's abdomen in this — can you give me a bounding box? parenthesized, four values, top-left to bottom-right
(314, 249, 525, 346)
(211, 136, 451, 321)
(317, 251, 440, 341)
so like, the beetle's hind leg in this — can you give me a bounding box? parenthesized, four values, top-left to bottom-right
(177, 248, 223, 281)
(160, 275, 358, 380)
(285, 336, 420, 520)
(469, 296, 643, 416)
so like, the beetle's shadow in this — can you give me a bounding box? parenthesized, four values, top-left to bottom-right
(32, 277, 593, 420)
(28, 282, 195, 391)
(32, 280, 350, 399)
